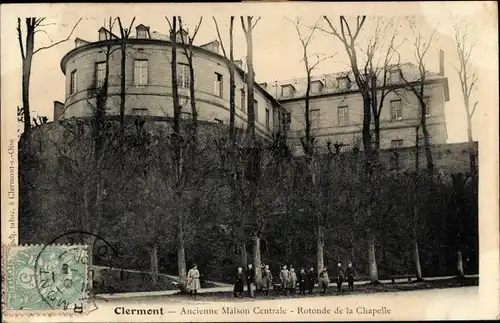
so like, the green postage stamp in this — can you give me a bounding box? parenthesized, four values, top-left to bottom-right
(3, 244, 89, 315)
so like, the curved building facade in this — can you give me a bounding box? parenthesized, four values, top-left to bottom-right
(57, 26, 285, 138)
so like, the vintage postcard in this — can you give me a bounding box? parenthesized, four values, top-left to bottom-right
(1, 1, 498, 321)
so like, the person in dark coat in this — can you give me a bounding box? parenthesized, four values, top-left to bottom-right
(307, 267, 316, 294)
(246, 264, 255, 297)
(346, 263, 355, 292)
(298, 268, 307, 295)
(261, 264, 273, 295)
(233, 267, 245, 297)
(336, 262, 345, 293)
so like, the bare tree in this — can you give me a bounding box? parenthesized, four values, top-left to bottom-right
(165, 16, 189, 290)
(452, 19, 478, 181)
(17, 17, 82, 136)
(178, 17, 203, 140)
(361, 17, 402, 150)
(213, 17, 248, 268)
(240, 15, 263, 288)
(398, 18, 437, 177)
(288, 16, 331, 277)
(117, 17, 136, 128)
(322, 15, 380, 283)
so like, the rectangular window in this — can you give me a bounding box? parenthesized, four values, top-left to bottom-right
(338, 77, 349, 89)
(265, 108, 270, 129)
(338, 106, 349, 126)
(95, 62, 106, 88)
(390, 69, 400, 84)
(132, 108, 148, 116)
(253, 99, 259, 122)
(390, 100, 402, 120)
(70, 70, 77, 95)
(240, 89, 246, 111)
(311, 81, 322, 94)
(310, 109, 320, 128)
(422, 96, 431, 117)
(178, 63, 190, 88)
(281, 111, 291, 131)
(281, 85, 293, 97)
(214, 73, 223, 97)
(134, 60, 148, 86)
(391, 139, 404, 148)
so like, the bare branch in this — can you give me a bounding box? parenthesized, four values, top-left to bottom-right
(33, 17, 83, 54)
(17, 18, 25, 60)
(470, 101, 478, 118)
(213, 17, 228, 58)
(240, 16, 247, 34)
(252, 17, 261, 29)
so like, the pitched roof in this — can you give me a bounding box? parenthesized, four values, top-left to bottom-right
(262, 63, 447, 101)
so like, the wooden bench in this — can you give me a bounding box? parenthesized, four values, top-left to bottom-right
(389, 275, 415, 284)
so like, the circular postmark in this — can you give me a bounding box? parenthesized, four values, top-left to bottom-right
(33, 245, 87, 311)
(33, 231, 120, 312)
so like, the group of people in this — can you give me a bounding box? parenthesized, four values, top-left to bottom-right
(233, 262, 356, 298)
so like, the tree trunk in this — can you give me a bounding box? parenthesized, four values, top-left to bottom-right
(119, 41, 126, 127)
(253, 234, 262, 289)
(177, 208, 187, 290)
(187, 56, 197, 139)
(419, 98, 434, 176)
(349, 230, 356, 264)
(413, 241, 423, 281)
(239, 240, 248, 269)
(150, 243, 159, 284)
(456, 250, 464, 277)
(21, 20, 35, 134)
(367, 229, 379, 283)
(228, 17, 236, 140)
(373, 114, 381, 150)
(362, 94, 373, 162)
(244, 18, 255, 141)
(317, 223, 325, 276)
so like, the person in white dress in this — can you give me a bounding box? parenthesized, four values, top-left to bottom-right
(186, 264, 201, 299)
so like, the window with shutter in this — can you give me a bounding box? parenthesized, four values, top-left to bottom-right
(95, 62, 106, 88)
(338, 106, 349, 126)
(70, 70, 77, 95)
(310, 109, 320, 128)
(134, 60, 148, 86)
(178, 63, 190, 88)
(265, 108, 270, 129)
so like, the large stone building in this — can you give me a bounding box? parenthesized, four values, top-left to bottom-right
(56, 24, 450, 154)
(261, 57, 449, 153)
(56, 24, 286, 139)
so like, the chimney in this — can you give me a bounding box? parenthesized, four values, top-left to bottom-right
(54, 101, 65, 121)
(233, 59, 242, 69)
(438, 49, 444, 76)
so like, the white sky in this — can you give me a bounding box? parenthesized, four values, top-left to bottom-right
(1, 2, 497, 143)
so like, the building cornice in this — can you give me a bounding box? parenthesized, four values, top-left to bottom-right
(278, 77, 449, 104)
(59, 38, 281, 108)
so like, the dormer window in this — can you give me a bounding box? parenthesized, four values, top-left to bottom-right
(281, 84, 295, 97)
(390, 69, 401, 84)
(176, 29, 189, 44)
(311, 80, 323, 94)
(99, 29, 107, 41)
(337, 76, 350, 90)
(98, 28, 117, 41)
(136, 24, 148, 39)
